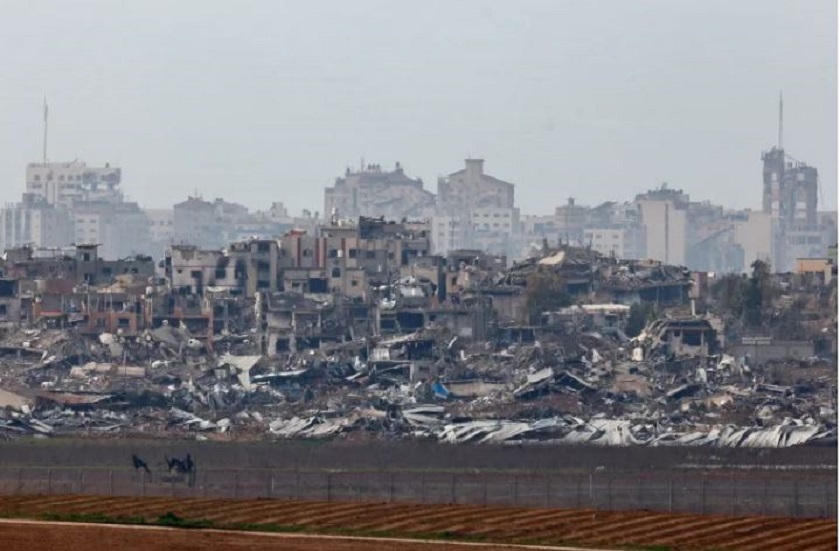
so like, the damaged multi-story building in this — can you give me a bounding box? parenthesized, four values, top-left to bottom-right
(324, 162, 436, 222)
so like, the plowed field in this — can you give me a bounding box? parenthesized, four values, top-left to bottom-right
(0, 495, 835, 551)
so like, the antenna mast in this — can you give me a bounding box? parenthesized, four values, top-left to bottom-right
(778, 91, 783, 151)
(43, 97, 49, 166)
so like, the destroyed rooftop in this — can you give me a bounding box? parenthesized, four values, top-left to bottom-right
(0, 235, 834, 448)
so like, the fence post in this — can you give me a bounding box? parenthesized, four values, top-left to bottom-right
(701, 477, 706, 515)
(47, 468, 52, 495)
(589, 474, 593, 506)
(170, 474, 175, 497)
(109, 469, 114, 496)
(269, 473, 274, 500)
(576, 477, 582, 509)
(141, 469, 146, 497)
(203, 471, 208, 498)
(793, 480, 799, 517)
(483, 474, 488, 507)
(295, 470, 301, 500)
(607, 476, 612, 510)
(78, 469, 84, 494)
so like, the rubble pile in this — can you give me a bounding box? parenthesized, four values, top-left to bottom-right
(0, 318, 834, 448)
(0, 240, 834, 447)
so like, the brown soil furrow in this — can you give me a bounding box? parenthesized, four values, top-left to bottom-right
(726, 521, 835, 551)
(353, 505, 493, 531)
(562, 511, 677, 540)
(480, 511, 616, 540)
(258, 502, 380, 525)
(281, 502, 393, 526)
(620, 516, 778, 547)
(249, 503, 357, 526)
(408, 507, 542, 534)
(0, 494, 833, 551)
(769, 531, 839, 551)
(660, 517, 807, 549)
(463, 508, 596, 537)
(210, 501, 313, 524)
(100, 498, 222, 518)
(296, 503, 413, 527)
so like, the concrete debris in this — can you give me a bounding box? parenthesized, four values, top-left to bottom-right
(0, 242, 833, 448)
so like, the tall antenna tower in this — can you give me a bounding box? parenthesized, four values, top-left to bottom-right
(43, 97, 49, 165)
(778, 91, 783, 151)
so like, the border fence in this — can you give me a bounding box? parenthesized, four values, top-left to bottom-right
(0, 466, 834, 519)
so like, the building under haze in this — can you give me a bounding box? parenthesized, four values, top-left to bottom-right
(433, 159, 519, 257)
(25, 161, 123, 208)
(324, 162, 435, 222)
(0, 194, 73, 253)
(760, 145, 834, 272)
(635, 184, 689, 266)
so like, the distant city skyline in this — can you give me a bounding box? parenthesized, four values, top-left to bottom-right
(0, 0, 835, 215)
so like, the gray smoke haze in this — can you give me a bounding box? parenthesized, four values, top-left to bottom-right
(0, 0, 835, 214)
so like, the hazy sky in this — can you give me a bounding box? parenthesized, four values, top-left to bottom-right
(0, 0, 836, 215)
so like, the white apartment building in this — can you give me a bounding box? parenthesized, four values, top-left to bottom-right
(25, 161, 122, 208)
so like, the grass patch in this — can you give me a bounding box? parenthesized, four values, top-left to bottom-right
(40, 511, 215, 530)
(41, 512, 147, 526)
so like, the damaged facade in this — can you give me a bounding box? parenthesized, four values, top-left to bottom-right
(0, 221, 834, 450)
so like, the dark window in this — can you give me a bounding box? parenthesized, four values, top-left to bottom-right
(683, 331, 703, 346)
(101, 267, 113, 276)
(331, 267, 341, 278)
(0, 304, 7, 316)
(118, 318, 130, 328)
(257, 280, 270, 289)
(190, 270, 202, 279)
(348, 249, 357, 259)
(351, 280, 358, 287)
(328, 249, 338, 258)
(366, 251, 376, 259)
(257, 243, 270, 253)
(303, 249, 313, 257)
(215, 268, 226, 279)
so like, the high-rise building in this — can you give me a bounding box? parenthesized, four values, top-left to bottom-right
(636, 184, 689, 265)
(761, 148, 819, 224)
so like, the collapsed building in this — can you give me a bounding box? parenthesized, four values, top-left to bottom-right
(0, 225, 834, 448)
